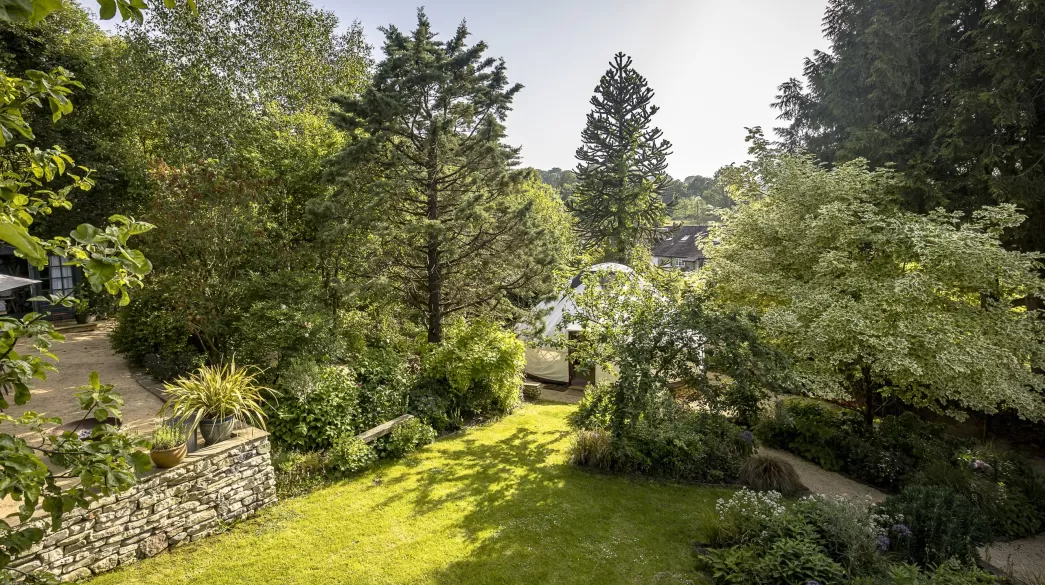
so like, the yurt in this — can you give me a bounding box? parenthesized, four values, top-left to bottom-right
(521, 263, 632, 387)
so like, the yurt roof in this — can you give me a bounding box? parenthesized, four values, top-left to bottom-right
(529, 263, 634, 339)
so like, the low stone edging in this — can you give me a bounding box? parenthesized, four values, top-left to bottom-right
(6, 427, 277, 582)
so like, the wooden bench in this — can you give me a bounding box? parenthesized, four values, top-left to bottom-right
(356, 414, 415, 444)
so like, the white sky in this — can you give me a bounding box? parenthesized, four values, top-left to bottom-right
(97, 0, 832, 178)
(323, 0, 832, 178)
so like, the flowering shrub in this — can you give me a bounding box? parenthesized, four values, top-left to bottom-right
(700, 489, 994, 583)
(880, 486, 991, 567)
(703, 490, 854, 584)
(791, 495, 888, 576)
(709, 489, 790, 546)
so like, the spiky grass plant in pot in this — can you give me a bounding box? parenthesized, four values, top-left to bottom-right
(160, 360, 269, 446)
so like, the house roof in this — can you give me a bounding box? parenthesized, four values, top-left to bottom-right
(652, 225, 708, 261)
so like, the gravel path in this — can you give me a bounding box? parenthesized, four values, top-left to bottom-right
(3, 322, 163, 437)
(537, 385, 585, 404)
(982, 536, 1045, 584)
(758, 446, 886, 503)
(2, 323, 164, 522)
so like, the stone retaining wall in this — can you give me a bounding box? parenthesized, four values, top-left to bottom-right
(7, 428, 276, 582)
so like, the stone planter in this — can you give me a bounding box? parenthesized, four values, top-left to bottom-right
(198, 416, 235, 445)
(74, 313, 97, 325)
(149, 443, 187, 468)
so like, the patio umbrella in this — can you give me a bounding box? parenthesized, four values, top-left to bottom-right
(0, 274, 40, 293)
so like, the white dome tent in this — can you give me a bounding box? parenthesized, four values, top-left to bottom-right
(521, 262, 632, 387)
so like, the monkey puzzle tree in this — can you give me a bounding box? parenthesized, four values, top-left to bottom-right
(569, 52, 673, 264)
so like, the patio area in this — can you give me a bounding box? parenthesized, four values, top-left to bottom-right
(1, 322, 165, 520)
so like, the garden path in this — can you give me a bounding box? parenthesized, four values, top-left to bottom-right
(758, 446, 886, 503)
(535, 383, 585, 404)
(1, 322, 164, 523)
(983, 534, 1045, 583)
(761, 446, 1045, 583)
(3, 321, 164, 437)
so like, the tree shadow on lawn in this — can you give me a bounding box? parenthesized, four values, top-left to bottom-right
(366, 405, 727, 585)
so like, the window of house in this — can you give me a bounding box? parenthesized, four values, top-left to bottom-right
(44, 255, 75, 296)
(674, 257, 684, 268)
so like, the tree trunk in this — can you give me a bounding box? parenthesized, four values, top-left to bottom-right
(424, 115, 444, 344)
(861, 364, 874, 428)
(426, 150, 442, 343)
(427, 233, 442, 343)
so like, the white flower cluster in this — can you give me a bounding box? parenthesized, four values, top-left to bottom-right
(716, 488, 786, 521)
(797, 493, 895, 538)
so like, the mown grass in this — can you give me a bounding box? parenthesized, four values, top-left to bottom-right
(89, 403, 730, 585)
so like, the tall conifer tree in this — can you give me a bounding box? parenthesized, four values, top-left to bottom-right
(569, 52, 673, 263)
(327, 10, 564, 343)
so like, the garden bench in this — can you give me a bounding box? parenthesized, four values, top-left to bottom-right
(356, 414, 415, 444)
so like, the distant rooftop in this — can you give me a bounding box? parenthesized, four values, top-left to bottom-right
(652, 225, 708, 260)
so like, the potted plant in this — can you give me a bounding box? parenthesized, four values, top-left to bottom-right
(72, 297, 95, 325)
(159, 360, 269, 446)
(149, 424, 188, 468)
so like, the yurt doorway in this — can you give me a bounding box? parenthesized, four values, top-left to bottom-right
(567, 331, 594, 388)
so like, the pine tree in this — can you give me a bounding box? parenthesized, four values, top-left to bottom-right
(569, 52, 673, 263)
(774, 0, 1045, 256)
(327, 10, 567, 343)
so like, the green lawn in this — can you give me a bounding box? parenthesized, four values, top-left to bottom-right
(90, 403, 729, 585)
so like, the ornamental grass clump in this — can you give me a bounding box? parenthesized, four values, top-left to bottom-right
(160, 359, 269, 429)
(738, 454, 805, 496)
(569, 429, 613, 469)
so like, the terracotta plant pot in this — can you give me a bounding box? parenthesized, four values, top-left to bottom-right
(198, 416, 235, 445)
(150, 443, 187, 468)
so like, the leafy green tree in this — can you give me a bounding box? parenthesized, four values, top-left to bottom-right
(112, 0, 371, 166)
(564, 267, 789, 430)
(687, 167, 735, 209)
(0, 59, 153, 585)
(569, 52, 673, 263)
(109, 0, 373, 372)
(775, 0, 1045, 255)
(670, 196, 717, 225)
(0, 5, 150, 237)
(705, 144, 1045, 425)
(537, 167, 577, 200)
(328, 10, 570, 343)
(1, 0, 194, 26)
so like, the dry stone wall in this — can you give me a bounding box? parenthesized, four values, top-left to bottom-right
(6, 428, 276, 582)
